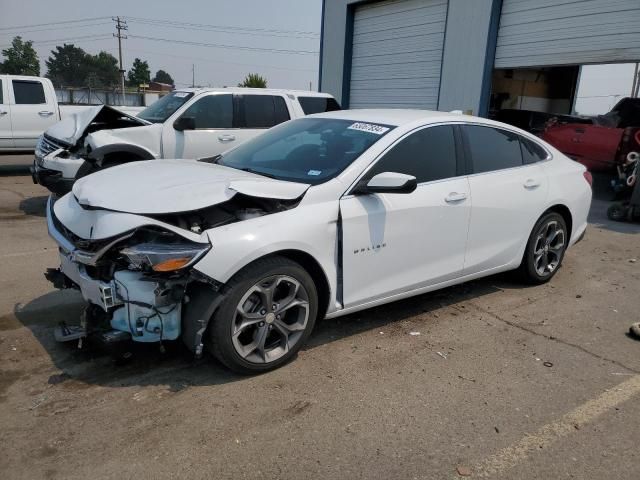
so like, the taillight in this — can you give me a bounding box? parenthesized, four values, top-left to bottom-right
(583, 170, 593, 188)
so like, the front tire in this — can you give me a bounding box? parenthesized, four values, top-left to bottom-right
(208, 256, 318, 374)
(518, 212, 568, 284)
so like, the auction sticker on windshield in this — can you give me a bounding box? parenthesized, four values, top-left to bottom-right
(348, 122, 390, 135)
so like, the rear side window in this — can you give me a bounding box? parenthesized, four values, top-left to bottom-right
(464, 125, 522, 173)
(298, 96, 341, 115)
(12, 80, 46, 104)
(367, 125, 457, 183)
(520, 137, 549, 164)
(181, 94, 233, 129)
(239, 95, 290, 128)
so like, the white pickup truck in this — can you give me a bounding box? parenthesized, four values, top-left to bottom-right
(31, 87, 340, 194)
(0, 74, 143, 152)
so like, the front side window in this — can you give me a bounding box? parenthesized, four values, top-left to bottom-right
(12, 80, 45, 104)
(138, 91, 194, 123)
(180, 94, 233, 129)
(298, 96, 341, 115)
(238, 95, 290, 128)
(464, 125, 523, 173)
(366, 125, 457, 183)
(219, 118, 393, 184)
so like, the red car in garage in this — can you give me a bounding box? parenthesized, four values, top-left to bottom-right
(541, 98, 640, 172)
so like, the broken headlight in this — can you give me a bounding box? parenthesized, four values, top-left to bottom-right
(120, 241, 210, 272)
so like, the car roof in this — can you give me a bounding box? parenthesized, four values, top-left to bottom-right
(308, 108, 503, 128)
(174, 87, 334, 98)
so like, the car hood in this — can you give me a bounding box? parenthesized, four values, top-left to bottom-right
(46, 105, 149, 146)
(71, 159, 310, 214)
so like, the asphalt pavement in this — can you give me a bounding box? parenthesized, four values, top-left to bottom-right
(0, 163, 639, 480)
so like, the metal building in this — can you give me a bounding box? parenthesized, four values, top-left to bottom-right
(319, 0, 640, 117)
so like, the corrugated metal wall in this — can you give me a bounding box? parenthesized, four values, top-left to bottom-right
(349, 0, 448, 109)
(495, 0, 640, 68)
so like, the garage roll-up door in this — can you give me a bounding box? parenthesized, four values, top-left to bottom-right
(349, 0, 447, 109)
(495, 0, 640, 68)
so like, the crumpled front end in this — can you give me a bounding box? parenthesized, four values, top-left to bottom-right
(46, 195, 215, 350)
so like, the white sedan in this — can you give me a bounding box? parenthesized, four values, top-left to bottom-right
(46, 110, 592, 373)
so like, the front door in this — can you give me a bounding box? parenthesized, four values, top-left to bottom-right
(9, 78, 58, 149)
(340, 125, 471, 308)
(0, 78, 13, 149)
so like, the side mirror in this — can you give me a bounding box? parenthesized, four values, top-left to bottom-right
(354, 172, 417, 195)
(173, 116, 196, 132)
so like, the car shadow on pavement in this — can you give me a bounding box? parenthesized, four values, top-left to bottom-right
(19, 195, 48, 218)
(11, 274, 524, 389)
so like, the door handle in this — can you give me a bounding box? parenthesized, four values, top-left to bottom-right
(445, 192, 467, 203)
(218, 134, 236, 142)
(524, 179, 541, 189)
(38, 111, 54, 116)
(0, 111, 7, 116)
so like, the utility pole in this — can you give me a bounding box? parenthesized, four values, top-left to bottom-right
(113, 16, 128, 104)
(632, 62, 639, 98)
(192, 64, 195, 88)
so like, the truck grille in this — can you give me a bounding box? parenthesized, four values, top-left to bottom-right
(35, 135, 69, 161)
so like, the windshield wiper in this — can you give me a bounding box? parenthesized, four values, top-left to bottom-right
(238, 167, 277, 179)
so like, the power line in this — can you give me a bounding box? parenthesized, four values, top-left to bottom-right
(124, 16, 319, 38)
(0, 21, 112, 37)
(0, 34, 112, 49)
(127, 34, 318, 55)
(0, 16, 111, 31)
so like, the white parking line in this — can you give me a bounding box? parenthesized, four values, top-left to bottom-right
(1, 249, 54, 259)
(468, 375, 640, 478)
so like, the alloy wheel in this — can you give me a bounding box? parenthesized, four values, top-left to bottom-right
(231, 275, 310, 364)
(533, 220, 566, 277)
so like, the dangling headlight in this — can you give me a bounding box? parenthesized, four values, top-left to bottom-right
(120, 241, 210, 272)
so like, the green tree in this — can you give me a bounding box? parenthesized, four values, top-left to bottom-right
(152, 69, 174, 86)
(45, 44, 89, 86)
(88, 51, 119, 88)
(0, 36, 40, 75)
(127, 58, 151, 87)
(238, 73, 267, 88)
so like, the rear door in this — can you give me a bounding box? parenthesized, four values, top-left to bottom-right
(462, 125, 549, 275)
(9, 78, 57, 149)
(340, 124, 471, 307)
(234, 93, 291, 144)
(0, 77, 13, 149)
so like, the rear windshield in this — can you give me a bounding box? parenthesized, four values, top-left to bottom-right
(298, 96, 341, 115)
(219, 117, 393, 185)
(138, 91, 194, 123)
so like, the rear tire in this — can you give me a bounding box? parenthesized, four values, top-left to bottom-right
(607, 203, 627, 222)
(518, 212, 568, 284)
(208, 256, 318, 374)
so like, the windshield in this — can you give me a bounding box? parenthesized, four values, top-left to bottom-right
(219, 118, 394, 184)
(138, 91, 194, 123)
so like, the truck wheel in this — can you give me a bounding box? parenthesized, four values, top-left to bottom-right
(518, 212, 568, 284)
(208, 256, 318, 374)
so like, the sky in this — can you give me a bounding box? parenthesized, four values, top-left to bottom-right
(0, 0, 322, 90)
(574, 63, 638, 115)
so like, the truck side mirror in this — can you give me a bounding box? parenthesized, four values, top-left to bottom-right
(173, 116, 196, 132)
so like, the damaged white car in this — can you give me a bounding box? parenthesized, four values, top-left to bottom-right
(31, 88, 339, 195)
(46, 110, 592, 373)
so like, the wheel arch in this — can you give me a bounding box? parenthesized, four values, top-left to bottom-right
(87, 143, 156, 164)
(543, 204, 573, 240)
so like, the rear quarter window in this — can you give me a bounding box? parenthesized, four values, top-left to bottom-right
(520, 137, 549, 164)
(298, 96, 341, 115)
(12, 80, 46, 104)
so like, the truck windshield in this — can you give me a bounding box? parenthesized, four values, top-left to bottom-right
(219, 117, 394, 185)
(138, 91, 194, 123)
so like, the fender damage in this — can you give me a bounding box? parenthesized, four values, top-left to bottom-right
(46, 162, 310, 355)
